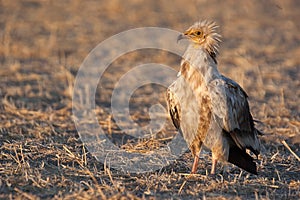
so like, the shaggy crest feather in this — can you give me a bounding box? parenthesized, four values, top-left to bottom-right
(182, 20, 221, 57)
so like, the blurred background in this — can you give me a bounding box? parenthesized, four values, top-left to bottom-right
(1, 0, 299, 139)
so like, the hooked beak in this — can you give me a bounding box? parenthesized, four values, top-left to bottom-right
(177, 33, 188, 43)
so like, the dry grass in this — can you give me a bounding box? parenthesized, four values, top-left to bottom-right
(0, 0, 299, 199)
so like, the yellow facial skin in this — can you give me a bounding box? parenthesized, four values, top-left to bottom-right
(183, 29, 206, 45)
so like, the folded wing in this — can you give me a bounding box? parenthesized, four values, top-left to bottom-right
(208, 76, 260, 156)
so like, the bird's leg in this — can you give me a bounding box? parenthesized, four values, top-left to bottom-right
(211, 157, 217, 175)
(191, 156, 199, 174)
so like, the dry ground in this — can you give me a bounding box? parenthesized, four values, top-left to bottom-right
(0, 0, 299, 199)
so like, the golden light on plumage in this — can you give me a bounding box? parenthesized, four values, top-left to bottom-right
(167, 20, 261, 175)
(177, 21, 221, 64)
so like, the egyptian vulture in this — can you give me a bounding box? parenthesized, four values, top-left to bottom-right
(167, 20, 261, 175)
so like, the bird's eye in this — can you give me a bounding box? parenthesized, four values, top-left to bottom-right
(196, 31, 201, 35)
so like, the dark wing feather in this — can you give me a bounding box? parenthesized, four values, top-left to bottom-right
(208, 76, 260, 155)
(166, 88, 181, 131)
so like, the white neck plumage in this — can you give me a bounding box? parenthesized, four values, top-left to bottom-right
(181, 44, 220, 84)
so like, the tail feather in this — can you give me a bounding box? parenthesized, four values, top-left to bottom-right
(228, 146, 257, 175)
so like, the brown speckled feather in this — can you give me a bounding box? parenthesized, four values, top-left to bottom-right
(166, 88, 181, 131)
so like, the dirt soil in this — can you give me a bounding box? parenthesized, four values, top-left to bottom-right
(0, 0, 299, 199)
